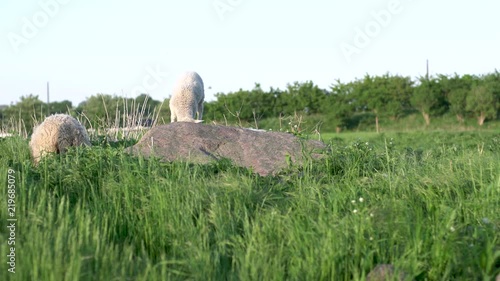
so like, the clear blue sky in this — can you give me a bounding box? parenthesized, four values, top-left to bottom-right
(1, 0, 499, 106)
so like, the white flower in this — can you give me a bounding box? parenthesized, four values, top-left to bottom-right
(358, 197, 364, 203)
(369, 237, 374, 241)
(351, 200, 356, 204)
(450, 226, 456, 232)
(353, 209, 358, 214)
(369, 213, 374, 217)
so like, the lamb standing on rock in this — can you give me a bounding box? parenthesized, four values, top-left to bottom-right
(169, 71, 204, 123)
(29, 114, 91, 165)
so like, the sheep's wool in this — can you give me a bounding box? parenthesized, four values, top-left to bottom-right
(169, 71, 205, 122)
(29, 114, 91, 164)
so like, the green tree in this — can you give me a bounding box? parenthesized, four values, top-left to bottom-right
(410, 76, 448, 126)
(49, 100, 73, 114)
(213, 88, 254, 123)
(443, 74, 475, 123)
(466, 78, 497, 126)
(282, 81, 325, 115)
(205, 83, 283, 125)
(321, 80, 355, 133)
(155, 98, 170, 124)
(132, 94, 162, 125)
(2, 94, 46, 133)
(0, 105, 6, 123)
(483, 71, 500, 116)
(353, 74, 413, 132)
(384, 75, 413, 120)
(79, 94, 126, 127)
(135, 94, 161, 115)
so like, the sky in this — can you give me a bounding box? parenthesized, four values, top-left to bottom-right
(1, 0, 499, 107)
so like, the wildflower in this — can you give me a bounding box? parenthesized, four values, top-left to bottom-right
(351, 200, 356, 204)
(353, 209, 358, 214)
(365, 142, 369, 145)
(450, 226, 455, 232)
(369, 237, 374, 241)
(358, 197, 364, 203)
(369, 213, 374, 217)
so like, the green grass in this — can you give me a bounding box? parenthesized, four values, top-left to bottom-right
(256, 112, 500, 134)
(0, 130, 499, 280)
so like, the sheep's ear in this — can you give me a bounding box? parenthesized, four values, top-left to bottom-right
(194, 120, 204, 123)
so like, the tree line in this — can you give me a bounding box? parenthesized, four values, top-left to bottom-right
(1, 71, 499, 134)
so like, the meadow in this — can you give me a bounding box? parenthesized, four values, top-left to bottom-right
(0, 129, 499, 280)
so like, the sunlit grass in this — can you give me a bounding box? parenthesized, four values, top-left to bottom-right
(0, 131, 499, 280)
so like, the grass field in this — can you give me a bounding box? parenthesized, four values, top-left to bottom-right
(0, 130, 499, 280)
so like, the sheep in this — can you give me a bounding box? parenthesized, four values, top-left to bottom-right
(29, 114, 91, 165)
(169, 71, 204, 123)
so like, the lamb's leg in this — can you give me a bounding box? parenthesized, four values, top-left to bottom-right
(171, 110, 176, 123)
(197, 101, 204, 120)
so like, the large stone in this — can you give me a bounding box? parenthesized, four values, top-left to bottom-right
(127, 123, 326, 176)
(366, 264, 410, 281)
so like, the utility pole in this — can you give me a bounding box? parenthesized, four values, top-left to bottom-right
(46, 82, 50, 104)
(47, 81, 50, 115)
(426, 59, 429, 80)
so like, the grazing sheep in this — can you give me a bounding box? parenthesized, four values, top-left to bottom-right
(29, 114, 91, 165)
(169, 71, 204, 123)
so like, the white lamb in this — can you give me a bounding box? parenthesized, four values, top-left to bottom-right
(29, 114, 91, 165)
(169, 71, 204, 123)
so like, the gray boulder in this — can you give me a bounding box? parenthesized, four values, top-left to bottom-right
(366, 264, 411, 281)
(127, 123, 326, 176)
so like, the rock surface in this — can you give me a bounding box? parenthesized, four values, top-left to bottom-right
(366, 264, 410, 281)
(127, 123, 326, 176)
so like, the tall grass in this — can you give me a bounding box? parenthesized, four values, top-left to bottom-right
(82, 96, 165, 143)
(0, 131, 499, 280)
(1, 96, 164, 145)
